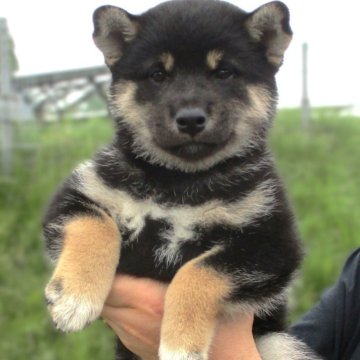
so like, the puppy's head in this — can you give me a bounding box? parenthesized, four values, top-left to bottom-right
(93, 0, 292, 172)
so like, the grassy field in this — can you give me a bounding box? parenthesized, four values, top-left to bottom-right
(0, 109, 359, 359)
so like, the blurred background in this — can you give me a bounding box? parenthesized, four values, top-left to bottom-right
(0, 0, 359, 359)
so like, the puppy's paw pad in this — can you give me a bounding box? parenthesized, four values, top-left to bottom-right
(45, 279, 102, 332)
(159, 345, 205, 360)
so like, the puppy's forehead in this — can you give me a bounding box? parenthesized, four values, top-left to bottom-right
(166, 50, 223, 71)
(138, 0, 249, 58)
(158, 49, 223, 71)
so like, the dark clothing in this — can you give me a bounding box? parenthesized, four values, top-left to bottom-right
(291, 249, 360, 360)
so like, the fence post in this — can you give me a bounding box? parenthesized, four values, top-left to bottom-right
(301, 42, 310, 130)
(0, 18, 14, 176)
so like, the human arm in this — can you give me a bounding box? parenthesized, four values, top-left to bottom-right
(290, 249, 360, 360)
(101, 275, 261, 360)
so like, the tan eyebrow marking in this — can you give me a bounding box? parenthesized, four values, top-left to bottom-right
(160, 52, 175, 72)
(206, 50, 224, 70)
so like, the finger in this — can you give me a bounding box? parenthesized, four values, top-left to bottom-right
(102, 306, 162, 336)
(105, 275, 167, 311)
(104, 318, 148, 357)
(210, 313, 257, 360)
(104, 312, 160, 358)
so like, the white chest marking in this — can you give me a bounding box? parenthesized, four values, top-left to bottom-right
(76, 162, 276, 266)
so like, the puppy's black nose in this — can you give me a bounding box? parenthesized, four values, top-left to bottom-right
(175, 108, 207, 136)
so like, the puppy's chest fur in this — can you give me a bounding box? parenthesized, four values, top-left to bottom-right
(76, 160, 277, 281)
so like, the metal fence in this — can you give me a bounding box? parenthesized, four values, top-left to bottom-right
(0, 18, 110, 176)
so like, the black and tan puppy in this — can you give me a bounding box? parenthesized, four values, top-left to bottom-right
(43, 1, 321, 359)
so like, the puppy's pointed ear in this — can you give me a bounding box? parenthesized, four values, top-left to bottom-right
(245, 1, 292, 68)
(93, 6, 139, 66)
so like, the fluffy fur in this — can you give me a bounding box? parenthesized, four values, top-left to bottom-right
(43, 1, 321, 359)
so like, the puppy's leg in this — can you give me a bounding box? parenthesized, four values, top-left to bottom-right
(159, 247, 232, 360)
(45, 211, 120, 332)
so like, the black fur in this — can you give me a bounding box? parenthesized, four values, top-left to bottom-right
(44, 1, 320, 359)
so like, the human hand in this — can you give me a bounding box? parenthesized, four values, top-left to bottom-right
(102, 275, 261, 360)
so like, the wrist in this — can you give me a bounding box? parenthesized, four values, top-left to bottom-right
(209, 316, 261, 360)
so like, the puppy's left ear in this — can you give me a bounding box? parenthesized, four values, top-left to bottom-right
(93, 6, 139, 67)
(245, 1, 292, 68)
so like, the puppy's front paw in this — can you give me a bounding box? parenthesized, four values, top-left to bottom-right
(45, 277, 103, 332)
(159, 344, 207, 360)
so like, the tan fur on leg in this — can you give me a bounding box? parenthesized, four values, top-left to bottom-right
(159, 247, 232, 360)
(45, 211, 120, 332)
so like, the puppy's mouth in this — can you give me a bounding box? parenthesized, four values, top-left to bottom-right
(166, 142, 224, 160)
(152, 127, 235, 161)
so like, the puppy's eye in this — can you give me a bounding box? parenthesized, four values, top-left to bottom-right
(150, 70, 167, 82)
(215, 68, 233, 80)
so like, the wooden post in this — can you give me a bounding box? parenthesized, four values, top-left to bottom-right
(301, 43, 310, 130)
(0, 18, 14, 176)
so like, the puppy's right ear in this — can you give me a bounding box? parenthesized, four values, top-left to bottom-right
(245, 1, 292, 68)
(93, 6, 138, 66)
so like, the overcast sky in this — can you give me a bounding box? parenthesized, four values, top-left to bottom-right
(1, 0, 359, 107)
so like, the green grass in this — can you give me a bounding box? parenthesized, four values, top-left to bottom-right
(1, 110, 359, 358)
(0, 118, 115, 360)
(270, 109, 360, 316)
